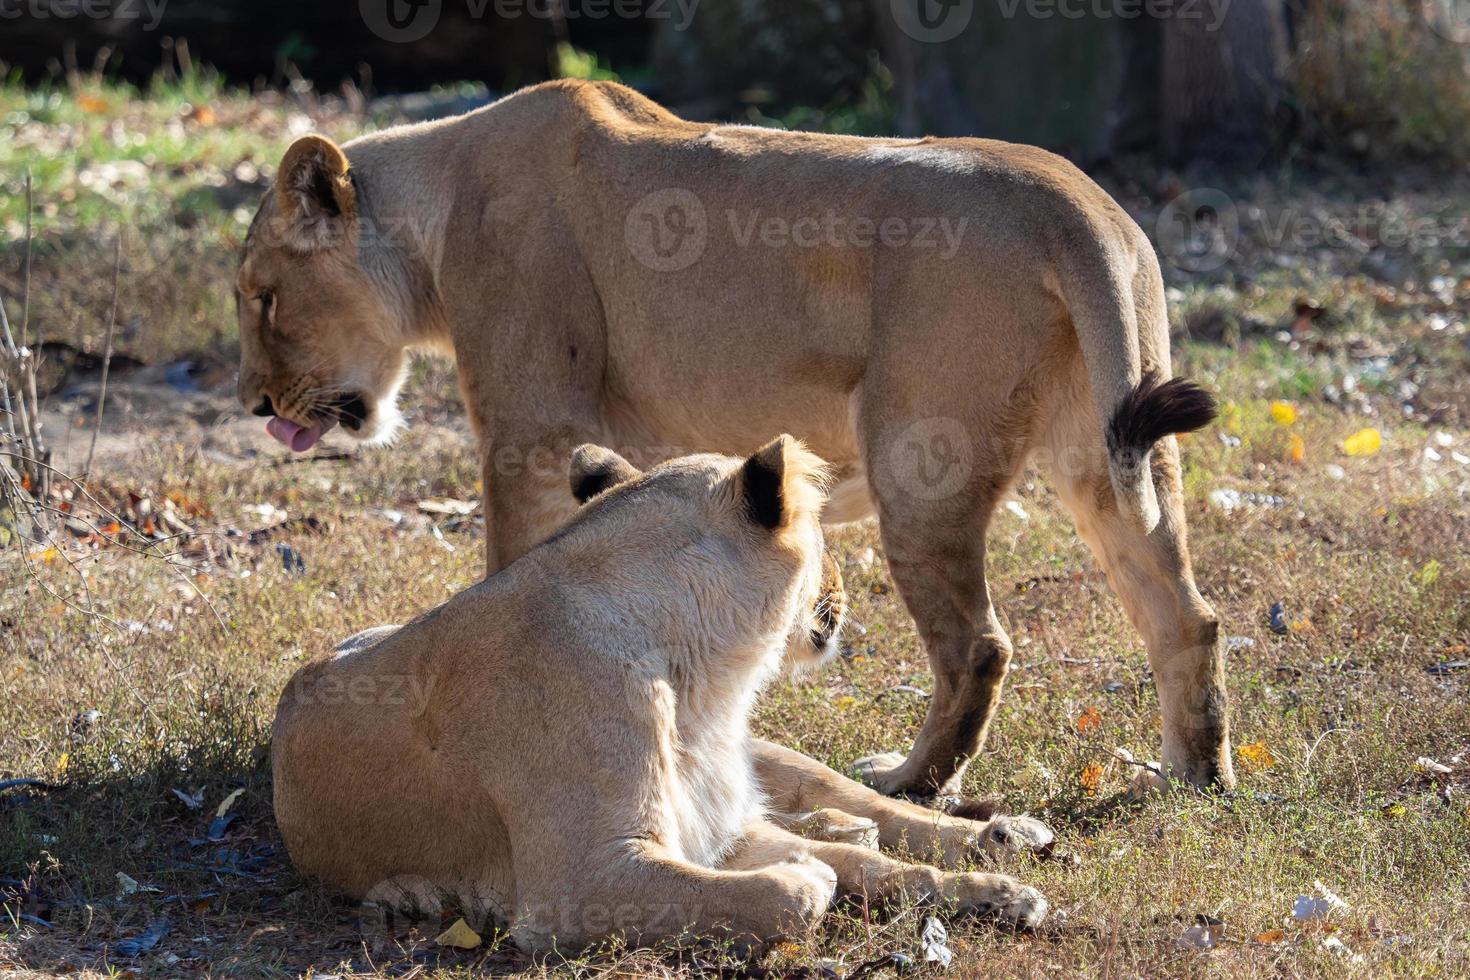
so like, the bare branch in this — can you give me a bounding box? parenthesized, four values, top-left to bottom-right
(21, 172, 32, 349)
(83, 235, 122, 479)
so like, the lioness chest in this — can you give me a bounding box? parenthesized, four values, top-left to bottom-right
(670, 719, 762, 867)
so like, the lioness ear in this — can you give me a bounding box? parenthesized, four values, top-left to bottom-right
(275, 135, 356, 251)
(741, 435, 829, 530)
(569, 444, 642, 503)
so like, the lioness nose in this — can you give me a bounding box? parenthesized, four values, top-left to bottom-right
(252, 396, 276, 417)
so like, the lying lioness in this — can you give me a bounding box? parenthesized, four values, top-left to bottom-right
(239, 78, 1232, 798)
(272, 438, 1050, 952)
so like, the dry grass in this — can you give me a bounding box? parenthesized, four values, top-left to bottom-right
(2, 82, 1468, 978)
(1, 351, 1465, 977)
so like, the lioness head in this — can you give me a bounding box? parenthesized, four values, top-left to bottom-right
(236, 135, 430, 451)
(565, 436, 843, 672)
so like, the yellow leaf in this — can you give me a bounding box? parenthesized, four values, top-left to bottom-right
(1079, 763, 1105, 795)
(435, 918, 481, 949)
(1075, 706, 1102, 735)
(1237, 741, 1276, 771)
(1222, 401, 1243, 435)
(833, 696, 857, 711)
(56, 752, 70, 774)
(1342, 428, 1382, 457)
(1254, 929, 1286, 943)
(1286, 432, 1305, 463)
(1382, 801, 1407, 819)
(1270, 400, 1298, 426)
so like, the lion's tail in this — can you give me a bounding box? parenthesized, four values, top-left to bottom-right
(1054, 228, 1217, 535)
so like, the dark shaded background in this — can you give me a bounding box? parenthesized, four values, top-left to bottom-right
(3, 0, 1468, 167)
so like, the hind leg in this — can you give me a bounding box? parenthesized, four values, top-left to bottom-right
(851, 405, 1031, 797)
(725, 822, 1047, 929)
(752, 739, 1052, 867)
(1045, 383, 1234, 790)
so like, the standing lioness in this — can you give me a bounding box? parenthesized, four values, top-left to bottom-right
(273, 438, 1049, 953)
(238, 79, 1233, 797)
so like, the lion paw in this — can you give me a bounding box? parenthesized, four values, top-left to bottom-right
(923, 813, 1053, 868)
(768, 856, 838, 935)
(852, 752, 911, 794)
(1124, 762, 1170, 801)
(976, 814, 1055, 859)
(790, 808, 880, 850)
(938, 872, 1048, 930)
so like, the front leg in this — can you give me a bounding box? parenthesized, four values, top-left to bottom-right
(444, 237, 611, 577)
(726, 822, 1046, 930)
(751, 739, 1052, 869)
(512, 836, 837, 954)
(480, 431, 595, 575)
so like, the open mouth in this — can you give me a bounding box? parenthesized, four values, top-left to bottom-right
(330, 394, 370, 432)
(809, 609, 843, 652)
(265, 393, 370, 452)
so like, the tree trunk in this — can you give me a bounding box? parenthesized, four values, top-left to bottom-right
(651, 0, 877, 121)
(872, 1, 1128, 164)
(1160, 0, 1291, 164)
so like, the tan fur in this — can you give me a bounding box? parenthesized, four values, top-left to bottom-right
(241, 80, 1233, 796)
(272, 441, 1046, 953)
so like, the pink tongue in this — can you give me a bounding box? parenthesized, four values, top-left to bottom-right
(266, 416, 325, 453)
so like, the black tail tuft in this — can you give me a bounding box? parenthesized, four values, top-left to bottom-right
(1107, 371, 1218, 458)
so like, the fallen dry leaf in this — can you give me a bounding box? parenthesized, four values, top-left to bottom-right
(435, 917, 482, 949)
(1287, 432, 1306, 463)
(216, 788, 245, 819)
(417, 498, 478, 516)
(1343, 427, 1383, 457)
(1271, 400, 1299, 426)
(1237, 741, 1277, 771)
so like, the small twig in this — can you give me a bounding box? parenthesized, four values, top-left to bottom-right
(838, 901, 922, 962)
(0, 454, 227, 629)
(1301, 728, 1350, 777)
(1, 173, 50, 510)
(82, 235, 121, 479)
(21, 173, 32, 350)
